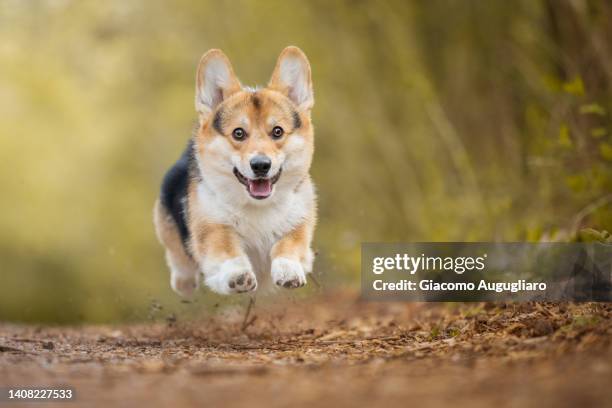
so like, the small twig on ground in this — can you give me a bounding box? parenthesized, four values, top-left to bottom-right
(241, 296, 256, 332)
(0, 345, 24, 353)
(0, 344, 37, 355)
(310, 274, 321, 288)
(242, 316, 258, 332)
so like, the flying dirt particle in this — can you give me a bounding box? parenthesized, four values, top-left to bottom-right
(166, 313, 178, 327)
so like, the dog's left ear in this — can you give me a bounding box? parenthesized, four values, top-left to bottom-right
(195, 49, 242, 122)
(268, 46, 313, 111)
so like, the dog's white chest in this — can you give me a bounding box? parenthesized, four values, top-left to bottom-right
(233, 196, 306, 254)
(196, 182, 311, 275)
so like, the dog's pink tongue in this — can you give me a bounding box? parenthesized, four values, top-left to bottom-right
(248, 179, 272, 197)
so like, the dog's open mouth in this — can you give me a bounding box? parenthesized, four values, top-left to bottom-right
(233, 167, 282, 200)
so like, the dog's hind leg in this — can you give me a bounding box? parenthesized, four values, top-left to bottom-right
(153, 199, 200, 297)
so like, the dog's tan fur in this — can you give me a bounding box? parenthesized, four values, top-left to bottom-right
(154, 47, 317, 296)
(154, 199, 201, 295)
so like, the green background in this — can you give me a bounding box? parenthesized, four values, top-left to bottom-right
(0, 0, 610, 323)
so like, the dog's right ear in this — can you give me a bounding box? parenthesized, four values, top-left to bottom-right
(268, 46, 313, 111)
(195, 49, 241, 122)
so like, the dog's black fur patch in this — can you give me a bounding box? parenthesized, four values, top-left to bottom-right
(292, 110, 302, 129)
(251, 94, 261, 110)
(160, 139, 196, 253)
(212, 109, 223, 134)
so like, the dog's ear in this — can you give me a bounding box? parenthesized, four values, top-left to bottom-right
(268, 46, 313, 111)
(195, 49, 241, 122)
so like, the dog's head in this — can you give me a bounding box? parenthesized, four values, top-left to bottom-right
(193, 47, 314, 204)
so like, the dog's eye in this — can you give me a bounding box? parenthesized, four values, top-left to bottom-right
(271, 126, 284, 139)
(232, 128, 246, 141)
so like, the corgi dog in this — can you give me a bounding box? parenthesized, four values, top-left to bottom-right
(154, 46, 316, 297)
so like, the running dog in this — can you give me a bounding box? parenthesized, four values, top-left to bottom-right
(154, 46, 317, 297)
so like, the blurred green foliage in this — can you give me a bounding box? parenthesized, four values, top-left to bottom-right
(0, 0, 610, 323)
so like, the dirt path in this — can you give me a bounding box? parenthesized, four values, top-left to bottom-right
(1, 292, 611, 407)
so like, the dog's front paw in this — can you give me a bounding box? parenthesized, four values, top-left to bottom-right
(171, 272, 200, 298)
(204, 257, 257, 295)
(271, 257, 307, 289)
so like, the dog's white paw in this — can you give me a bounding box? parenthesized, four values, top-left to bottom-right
(204, 257, 257, 295)
(167, 251, 200, 298)
(171, 272, 200, 298)
(271, 257, 307, 289)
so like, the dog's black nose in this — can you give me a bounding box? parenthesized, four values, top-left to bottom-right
(250, 155, 272, 177)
